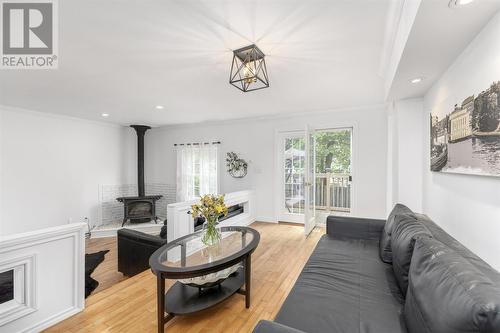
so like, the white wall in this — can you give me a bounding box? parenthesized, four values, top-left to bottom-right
(0, 109, 3, 235)
(397, 99, 424, 211)
(422, 11, 500, 270)
(386, 99, 424, 213)
(0, 107, 136, 236)
(145, 106, 389, 221)
(386, 102, 398, 212)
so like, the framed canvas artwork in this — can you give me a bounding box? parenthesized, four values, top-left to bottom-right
(430, 81, 500, 176)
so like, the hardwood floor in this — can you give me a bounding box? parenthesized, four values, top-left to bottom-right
(45, 222, 324, 333)
(86, 237, 127, 294)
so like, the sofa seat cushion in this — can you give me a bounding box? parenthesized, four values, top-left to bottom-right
(405, 237, 500, 333)
(275, 235, 407, 333)
(379, 204, 414, 263)
(391, 214, 432, 296)
(253, 321, 306, 333)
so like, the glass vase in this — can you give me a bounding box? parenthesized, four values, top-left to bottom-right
(201, 219, 221, 246)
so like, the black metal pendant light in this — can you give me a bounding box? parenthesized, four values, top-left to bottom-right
(229, 44, 269, 92)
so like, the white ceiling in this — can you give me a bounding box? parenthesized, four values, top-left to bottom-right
(387, 0, 500, 100)
(0, 0, 392, 126)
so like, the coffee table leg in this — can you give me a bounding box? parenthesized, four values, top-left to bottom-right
(245, 254, 251, 308)
(157, 275, 165, 333)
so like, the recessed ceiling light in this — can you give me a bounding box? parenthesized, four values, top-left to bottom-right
(449, 0, 474, 8)
(155, 105, 164, 110)
(410, 77, 423, 84)
(101, 113, 109, 117)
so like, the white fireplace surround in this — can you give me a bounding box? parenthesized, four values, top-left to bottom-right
(0, 254, 36, 327)
(0, 223, 86, 333)
(167, 190, 256, 243)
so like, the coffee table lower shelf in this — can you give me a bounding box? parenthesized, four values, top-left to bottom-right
(164, 268, 245, 316)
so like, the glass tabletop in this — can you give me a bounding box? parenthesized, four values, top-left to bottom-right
(151, 227, 258, 274)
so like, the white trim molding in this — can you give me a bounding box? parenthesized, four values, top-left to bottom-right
(0, 223, 85, 333)
(0, 254, 37, 326)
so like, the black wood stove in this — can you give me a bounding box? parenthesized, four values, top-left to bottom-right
(117, 125, 162, 226)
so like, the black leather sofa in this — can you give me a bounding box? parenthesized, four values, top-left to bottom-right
(253, 205, 500, 333)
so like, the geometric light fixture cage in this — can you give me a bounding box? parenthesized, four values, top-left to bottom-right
(229, 44, 269, 92)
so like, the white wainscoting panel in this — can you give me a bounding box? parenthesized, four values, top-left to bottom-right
(0, 223, 85, 333)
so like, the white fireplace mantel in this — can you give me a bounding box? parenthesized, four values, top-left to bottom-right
(166, 190, 256, 243)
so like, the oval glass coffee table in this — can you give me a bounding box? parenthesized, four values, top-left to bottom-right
(149, 226, 260, 333)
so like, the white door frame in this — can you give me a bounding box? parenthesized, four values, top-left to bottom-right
(275, 130, 306, 224)
(304, 124, 316, 235)
(274, 121, 358, 224)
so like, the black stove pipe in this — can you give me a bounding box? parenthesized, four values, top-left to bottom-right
(130, 125, 151, 197)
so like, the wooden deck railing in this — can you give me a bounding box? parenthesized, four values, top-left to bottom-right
(315, 173, 351, 212)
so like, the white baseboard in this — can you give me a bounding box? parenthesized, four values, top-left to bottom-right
(22, 306, 83, 333)
(91, 223, 163, 238)
(255, 216, 277, 223)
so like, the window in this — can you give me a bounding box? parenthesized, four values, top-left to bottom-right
(176, 144, 218, 201)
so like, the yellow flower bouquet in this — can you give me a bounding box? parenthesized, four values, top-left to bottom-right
(191, 194, 228, 246)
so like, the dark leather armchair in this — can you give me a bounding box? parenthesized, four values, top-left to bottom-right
(117, 228, 167, 277)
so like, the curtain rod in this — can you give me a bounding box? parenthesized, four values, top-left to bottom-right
(174, 141, 221, 147)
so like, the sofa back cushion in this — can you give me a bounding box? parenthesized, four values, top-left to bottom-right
(415, 213, 500, 283)
(405, 237, 500, 333)
(379, 203, 414, 263)
(391, 213, 432, 295)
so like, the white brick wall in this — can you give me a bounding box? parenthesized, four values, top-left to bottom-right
(146, 183, 177, 222)
(98, 183, 176, 227)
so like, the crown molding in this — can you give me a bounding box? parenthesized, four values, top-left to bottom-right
(154, 102, 388, 131)
(0, 101, 389, 131)
(0, 104, 125, 129)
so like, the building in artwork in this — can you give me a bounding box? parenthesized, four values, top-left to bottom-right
(430, 114, 449, 171)
(449, 97, 474, 142)
(462, 95, 475, 115)
(435, 117, 448, 145)
(431, 115, 448, 145)
(432, 115, 438, 128)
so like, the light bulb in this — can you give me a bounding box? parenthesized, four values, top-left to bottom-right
(243, 63, 257, 84)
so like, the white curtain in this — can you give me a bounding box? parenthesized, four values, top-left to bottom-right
(176, 144, 218, 201)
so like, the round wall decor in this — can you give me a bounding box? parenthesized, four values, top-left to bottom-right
(226, 152, 248, 178)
